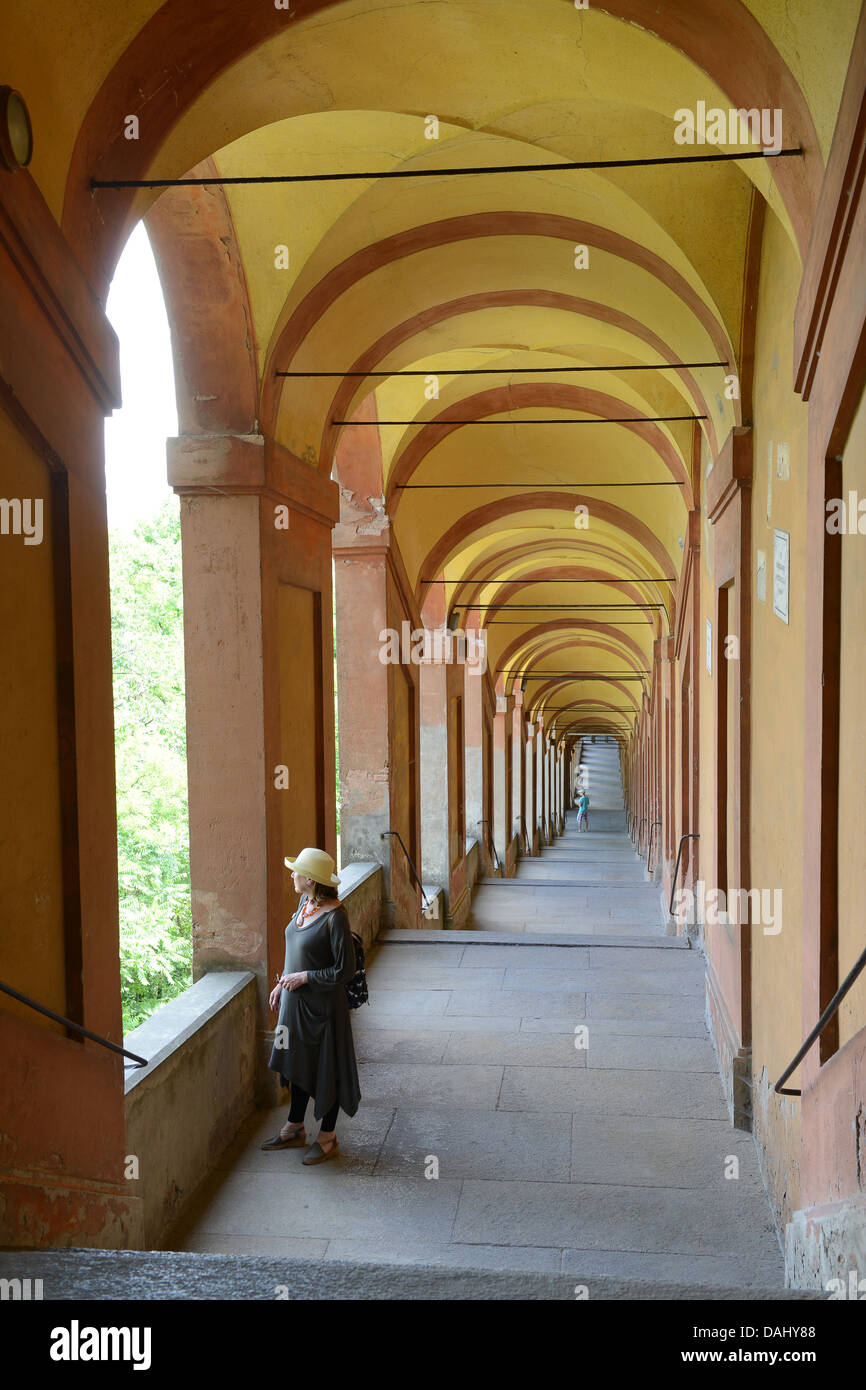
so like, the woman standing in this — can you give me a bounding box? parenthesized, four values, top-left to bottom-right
(262, 848, 361, 1165)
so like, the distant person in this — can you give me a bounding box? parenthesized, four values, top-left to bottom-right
(262, 848, 361, 1165)
(576, 790, 590, 831)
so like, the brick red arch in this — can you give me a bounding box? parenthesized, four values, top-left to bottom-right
(463, 571, 664, 637)
(456, 547, 673, 631)
(318, 289, 721, 463)
(418, 492, 674, 603)
(385, 382, 693, 512)
(549, 699, 640, 736)
(493, 621, 650, 676)
(64, 0, 821, 291)
(507, 634, 649, 689)
(145, 158, 259, 435)
(260, 212, 736, 444)
(526, 676, 641, 717)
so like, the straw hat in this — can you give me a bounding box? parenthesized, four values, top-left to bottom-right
(284, 847, 340, 886)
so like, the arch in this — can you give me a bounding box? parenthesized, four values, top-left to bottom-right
(418, 493, 676, 601)
(64, 0, 822, 289)
(145, 158, 259, 434)
(319, 290, 722, 464)
(260, 212, 736, 444)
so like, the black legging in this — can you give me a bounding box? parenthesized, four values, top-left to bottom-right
(288, 1083, 339, 1131)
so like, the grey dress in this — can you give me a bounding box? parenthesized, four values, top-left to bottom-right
(267, 898, 362, 1119)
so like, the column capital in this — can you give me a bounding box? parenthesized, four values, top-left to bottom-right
(706, 426, 752, 524)
(167, 433, 340, 527)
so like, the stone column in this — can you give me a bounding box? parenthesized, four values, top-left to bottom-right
(549, 737, 555, 838)
(525, 720, 537, 854)
(512, 690, 526, 854)
(168, 435, 339, 1052)
(419, 653, 471, 925)
(333, 510, 422, 930)
(493, 691, 514, 873)
(464, 663, 485, 863)
(419, 655, 451, 894)
(556, 745, 564, 832)
(535, 717, 546, 843)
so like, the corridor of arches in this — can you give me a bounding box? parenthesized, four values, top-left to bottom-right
(1, 0, 865, 1297)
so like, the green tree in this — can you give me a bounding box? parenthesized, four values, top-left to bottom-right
(109, 500, 192, 1032)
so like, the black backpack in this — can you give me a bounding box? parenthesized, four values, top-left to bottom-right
(346, 931, 369, 1009)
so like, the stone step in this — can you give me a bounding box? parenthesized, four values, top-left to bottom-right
(0, 1249, 823, 1301)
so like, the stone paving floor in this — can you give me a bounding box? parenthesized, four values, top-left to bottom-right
(172, 748, 786, 1291)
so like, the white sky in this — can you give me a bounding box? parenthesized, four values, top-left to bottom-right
(104, 223, 178, 531)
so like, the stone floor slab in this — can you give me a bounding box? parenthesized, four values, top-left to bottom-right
(357, 1061, 504, 1108)
(519, 1014, 708, 1037)
(569, 1113, 761, 1188)
(324, 1239, 563, 1274)
(502, 966, 704, 997)
(444, 989, 586, 1018)
(459, 944, 591, 968)
(498, 1065, 728, 1120)
(376, 1107, 573, 1181)
(353, 1028, 451, 1064)
(352, 1011, 524, 1033)
(369, 966, 506, 991)
(180, 1171, 463, 1242)
(584, 1034, 718, 1071)
(452, 1178, 779, 1256)
(442, 1029, 586, 1067)
(586, 992, 706, 1022)
(370, 944, 467, 966)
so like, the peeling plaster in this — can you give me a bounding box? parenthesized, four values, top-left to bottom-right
(191, 891, 263, 964)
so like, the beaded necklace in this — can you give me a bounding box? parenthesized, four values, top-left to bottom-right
(297, 894, 342, 927)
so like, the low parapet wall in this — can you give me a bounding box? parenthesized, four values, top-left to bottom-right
(124, 971, 257, 1250)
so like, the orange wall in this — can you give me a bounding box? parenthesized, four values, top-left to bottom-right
(837, 390, 866, 1047)
(747, 209, 810, 1227)
(0, 413, 66, 1030)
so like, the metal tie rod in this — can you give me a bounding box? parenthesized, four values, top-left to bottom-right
(333, 414, 703, 425)
(396, 480, 685, 488)
(277, 360, 728, 377)
(91, 148, 802, 190)
(426, 578, 676, 584)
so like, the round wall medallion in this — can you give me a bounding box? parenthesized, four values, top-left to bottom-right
(0, 88, 33, 170)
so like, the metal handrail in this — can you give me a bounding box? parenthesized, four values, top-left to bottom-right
(515, 814, 531, 856)
(637, 817, 647, 853)
(477, 819, 503, 876)
(669, 833, 700, 916)
(646, 820, 662, 875)
(0, 979, 148, 1069)
(775, 942, 866, 1097)
(381, 831, 432, 910)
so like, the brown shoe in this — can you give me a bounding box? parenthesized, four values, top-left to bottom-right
(261, 1126, 306, 1150)
(302, 1136, 339, 1165)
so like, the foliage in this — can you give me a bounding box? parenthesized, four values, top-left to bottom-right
(109, 500, 192, 1033)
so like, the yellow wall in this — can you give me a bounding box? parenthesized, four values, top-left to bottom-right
(748, 208, 810, 1224)
(837, 390, 866, 1047)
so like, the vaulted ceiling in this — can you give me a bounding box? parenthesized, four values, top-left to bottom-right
(14, 0, 857, 740)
